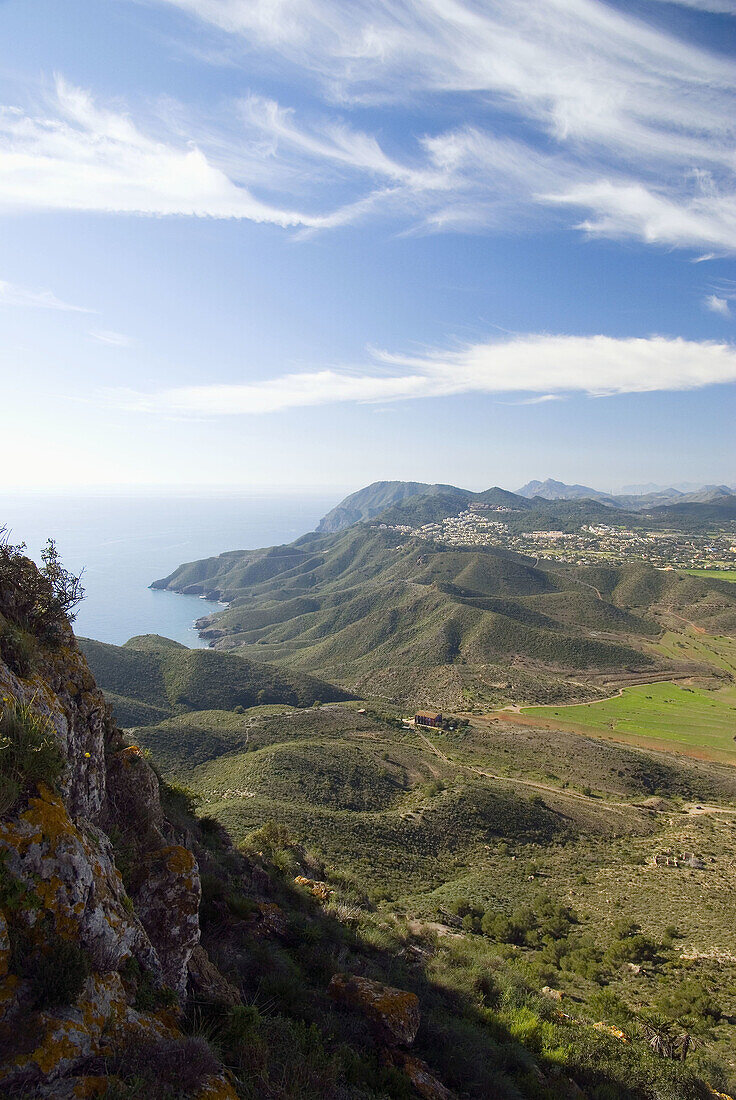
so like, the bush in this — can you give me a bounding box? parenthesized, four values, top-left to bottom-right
(0, 699, 66, 814)
(101, 1037, 219, 1096)
(0, 534, 84, 645)
(0, 619, 36, 677)
(11, 928, 90, 1009)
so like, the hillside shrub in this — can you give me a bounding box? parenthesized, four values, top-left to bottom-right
(0, 618, 37, 677)
(0, 533, 84, 645)
(0, 699, 65, 814)
(11, 925, 90, 1009)
(100, 1037, 220, 1097)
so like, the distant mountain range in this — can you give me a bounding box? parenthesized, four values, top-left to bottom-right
(516, 477, 736, 511)
(309, 478, 736, 535)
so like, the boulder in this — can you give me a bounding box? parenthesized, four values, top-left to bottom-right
(294, 875, 332, 902)
(0, 785, 155, 977)
(392, 1052, 458, 1100)
(187, 945, 241, 1009)
(328, 973, 420, 1047)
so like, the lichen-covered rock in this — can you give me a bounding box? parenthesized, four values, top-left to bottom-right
(193, 1074, 241, 1099)
(0, 972, 128, 1089)
(0, 567, 214, 1093)
(328, 973, 420, 1047)
(0, 784, 156, 976)
(392, 1052, 458, 1100)
(105, 744, 165, 850)
(38, 1074, 124, 1098)
(294, 875, 332, 901)
(0, 641, 115, 822)
(133, 845, 201, 996)
(187, 944, 241, 1009)
(254, 900, 289, 940)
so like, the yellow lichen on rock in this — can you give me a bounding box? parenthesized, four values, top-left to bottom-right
(193, 1075, 240, 1100)
(16, 974, 128, 1080)
(328, 973, 420, 1046)
(593, 1021, 628, 1042)
(294, 875, 332, 901)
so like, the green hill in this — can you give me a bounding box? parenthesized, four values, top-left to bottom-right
(78, 634, 351, 726)
(153, 524, 736, 708)
(316, 480, 457, 532)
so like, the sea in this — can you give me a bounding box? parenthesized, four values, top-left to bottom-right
(0, 490, 341, 648)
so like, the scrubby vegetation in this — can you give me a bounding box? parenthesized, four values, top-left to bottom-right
(133, 699, 736, 1093)
(79, 633, 351, 727)
(0, 530, 84, 649)
(152, 521, 736, 709)
(180, 801, 733, 1100)
(0, 698, 66, 814)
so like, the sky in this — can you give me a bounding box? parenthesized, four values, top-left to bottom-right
(0, 0, 735, 494)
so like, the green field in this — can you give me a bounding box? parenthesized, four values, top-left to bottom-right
(522, 681, 736, 763)
(683, 569, 736, 583)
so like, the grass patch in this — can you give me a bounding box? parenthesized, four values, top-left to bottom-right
(0, 698, 66, 814)
(521, 682, 736, 764)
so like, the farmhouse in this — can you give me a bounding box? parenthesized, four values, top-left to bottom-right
(415, 710, 443, 728)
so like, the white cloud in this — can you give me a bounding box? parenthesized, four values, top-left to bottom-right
(88, 328, 133, 346)
(149, 0, 736, 251)
(705, 294, 731, 316)
(2, 0, 735, 250)
(0, 278, 91, 312)
(0, 76, 318, 224)
(704, 279, 736, 315)
(115, 333, 736, 415)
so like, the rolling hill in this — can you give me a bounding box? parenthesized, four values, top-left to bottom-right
(153, 523, 736, 708)
(316, 480, 453, 532)
(78, 633, 350, 726)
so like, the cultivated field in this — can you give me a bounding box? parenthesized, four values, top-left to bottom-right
(683, 569, 736, 583)
(521, 681, 736, 764)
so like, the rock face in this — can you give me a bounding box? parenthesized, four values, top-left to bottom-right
(0, 559, 233, 1094)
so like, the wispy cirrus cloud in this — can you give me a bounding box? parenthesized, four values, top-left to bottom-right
(88, 328, 134, 346)
(2, 0, 735, 250)
(704, 279, 736, 316)
(113, 333, 736, 415)
(148, 0, 736, 251)
(0, 77, 318, 225)
(705, 295, 731, 316)
(647, 0, 735, 13)
(0, 277, 91, 312)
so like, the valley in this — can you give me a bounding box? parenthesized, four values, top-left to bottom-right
(67, 481, 736, 1096)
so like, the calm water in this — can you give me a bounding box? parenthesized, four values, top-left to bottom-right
(0, 490, 340, 647)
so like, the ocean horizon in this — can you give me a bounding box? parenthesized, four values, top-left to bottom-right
(0, 488, 343, 647)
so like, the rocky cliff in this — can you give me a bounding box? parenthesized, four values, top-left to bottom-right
(0, 546, 238, 1097)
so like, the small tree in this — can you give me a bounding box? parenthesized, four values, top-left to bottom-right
(40, 540, 85, 621)
(0, 534, 84, 645)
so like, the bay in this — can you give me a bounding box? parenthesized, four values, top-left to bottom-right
(0, 489, 340, 647)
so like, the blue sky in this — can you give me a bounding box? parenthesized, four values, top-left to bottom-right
(1, 0, 735, 493)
